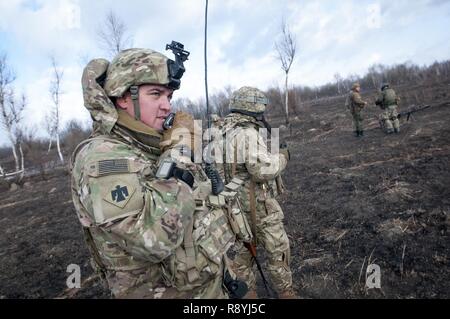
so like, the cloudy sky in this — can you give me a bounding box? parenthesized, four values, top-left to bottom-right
(1, 0, 450, 146)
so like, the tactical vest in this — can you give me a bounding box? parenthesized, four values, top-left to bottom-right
(212, 115, 285, 245)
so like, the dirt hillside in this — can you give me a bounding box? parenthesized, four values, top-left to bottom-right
(0, 83, 449, 298)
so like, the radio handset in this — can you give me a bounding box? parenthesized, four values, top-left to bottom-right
(162, 113, 175, 130)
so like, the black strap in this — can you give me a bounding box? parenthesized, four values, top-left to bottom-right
(130, 85, 140, 120)
(172, 167, 194, 188)
(230, 109, 264, 118)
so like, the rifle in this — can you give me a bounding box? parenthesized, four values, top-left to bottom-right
(244, 241, 278, 298)
(397, 104, 431, 121)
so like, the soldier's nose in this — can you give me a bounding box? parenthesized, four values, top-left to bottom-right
(160, 97, 171, 111)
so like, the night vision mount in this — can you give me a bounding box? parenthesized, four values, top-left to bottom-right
(165, 41, 190, 90)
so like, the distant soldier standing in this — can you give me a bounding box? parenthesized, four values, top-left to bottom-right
(376, 83, 401, 134)
(212, 87, 297, 299)
(346, 82, 367, 137)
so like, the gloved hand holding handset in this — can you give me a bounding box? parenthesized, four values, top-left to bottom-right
(159, 111, 198, 155)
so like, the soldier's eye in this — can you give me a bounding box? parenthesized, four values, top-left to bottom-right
(149, 90, 161, 97)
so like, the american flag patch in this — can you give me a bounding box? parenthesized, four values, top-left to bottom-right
(98, 159, 129, 175)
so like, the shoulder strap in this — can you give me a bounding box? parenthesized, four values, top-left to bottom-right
(249, 179, 258, 245)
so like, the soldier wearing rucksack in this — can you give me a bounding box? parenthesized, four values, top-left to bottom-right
(376, 83, 401, 134)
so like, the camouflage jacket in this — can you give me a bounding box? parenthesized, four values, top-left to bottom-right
(348, 91, 366, 113)
(211, 113, 287, 212)
(70, 59, 235, 298)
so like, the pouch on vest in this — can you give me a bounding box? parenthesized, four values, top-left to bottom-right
(164, 200, 234, 291)
(209, 177, 253, 243)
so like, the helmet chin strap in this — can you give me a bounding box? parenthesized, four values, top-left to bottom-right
(130, 85, 141, 121)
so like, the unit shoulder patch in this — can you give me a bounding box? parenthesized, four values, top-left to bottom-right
(103, 179, 136, 208)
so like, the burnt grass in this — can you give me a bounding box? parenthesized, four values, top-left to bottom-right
(1, 85, 449, 299)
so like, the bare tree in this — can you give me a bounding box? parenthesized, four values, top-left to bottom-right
(334, 73, 344, 94)
(210, 86, 233, 117)
(0, 53, 26, 177)
(47, 56, 64, 163)
(368, 64, 385, 90)
(275, 19, 297, 125)
(97, 10, 133, 57)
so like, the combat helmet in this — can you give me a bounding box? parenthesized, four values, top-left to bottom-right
(229, 86, 268, 116)
(104, 44, 189, 120)
(351, 82, 360, 91)
(381, 83, 390, 91)
(104, 48, 173, 98)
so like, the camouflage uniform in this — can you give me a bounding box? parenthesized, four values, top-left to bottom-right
(376, 84, 400, 134)
(70, 50, 242, 299)
(211, 87, 295, 298)
(346, 83, 367, 137)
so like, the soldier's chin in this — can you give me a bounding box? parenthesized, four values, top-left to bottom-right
(154, 118, 165, 131)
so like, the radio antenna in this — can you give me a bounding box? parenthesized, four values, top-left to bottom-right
(204, 0, 210, 130)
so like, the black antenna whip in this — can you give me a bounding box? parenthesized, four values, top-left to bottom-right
(204, 0, 210, 130)
(203, 0, 224, 195)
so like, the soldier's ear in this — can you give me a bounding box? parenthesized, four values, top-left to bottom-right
(116, 93, 131, 110)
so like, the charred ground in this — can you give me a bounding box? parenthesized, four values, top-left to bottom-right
(0, 83, 449, 299)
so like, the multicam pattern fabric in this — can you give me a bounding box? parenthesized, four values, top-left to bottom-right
(104, 48, 171, 98)
(81, 58, 118, 134)
(229, 86, 268, 114)
(348, 90, 366, 132)
(379, 105, 400, 133)
(71, 56, 236, 299)
(212, 112, 294, 294)
(376, 88, 400, 133)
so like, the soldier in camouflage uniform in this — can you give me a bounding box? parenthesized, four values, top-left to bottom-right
(70, 48, 247, 299)
(376, 83, 400, 134)
(210, 87, 297, 299)
(346, 83, 367, 137)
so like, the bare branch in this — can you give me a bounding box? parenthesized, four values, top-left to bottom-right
(275, 19, 297, 125)
(97, 10, 133, 57)
(275, 20, 297, 74)
(0, 53, 17, 131)
(0, 52, 26, 172)
(47, 56, 64, 163)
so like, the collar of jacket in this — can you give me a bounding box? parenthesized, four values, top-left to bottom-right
(112, 109, 162, 155)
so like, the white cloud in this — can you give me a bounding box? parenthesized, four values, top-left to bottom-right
(1, 0, 84, 55)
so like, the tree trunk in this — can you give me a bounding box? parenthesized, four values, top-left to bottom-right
(18, 142, 25, 181)
(56, 133, 64, 163)
(47, 138, 53, 154)
(285, 72, 289, 125)
(7, 131, 20, 171)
